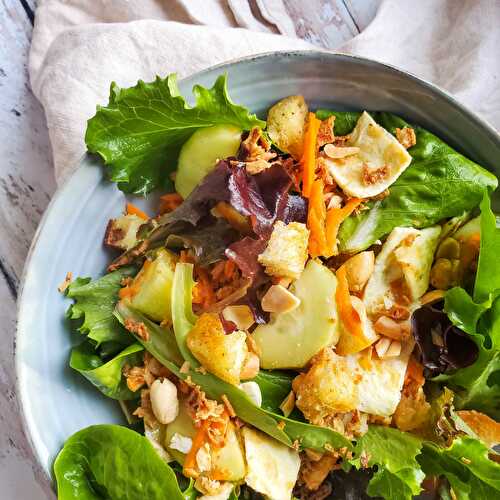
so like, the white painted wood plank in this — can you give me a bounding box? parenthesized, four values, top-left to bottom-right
(0, 1, 55, 498)
(344, 0, 381, 31)
(283, 0, 360, 49)
(0, 0, 56, 284)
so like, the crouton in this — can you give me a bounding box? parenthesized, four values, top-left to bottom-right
(258, 221, 309, 279)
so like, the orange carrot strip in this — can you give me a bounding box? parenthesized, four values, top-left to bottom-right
(325, 198, 362, 256)
(126, 202, 149, 220)
(159, 193, 183, 214)
(335, 266, 363, 338)
(301, 112, 322, 198)
(183, 420, 210, 477)
(307, 179, 328, 258)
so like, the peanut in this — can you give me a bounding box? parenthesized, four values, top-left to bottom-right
(338, 251, 375, 293)
(150, 378, 179, 424)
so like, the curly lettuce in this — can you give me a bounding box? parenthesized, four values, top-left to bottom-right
(86, 74, 265, 195)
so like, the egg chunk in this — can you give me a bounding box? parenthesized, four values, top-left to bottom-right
(242, 427, 300, 500)
(293, 343, 413, 421)
(324, 111, 412, 198)
(363, 226, 441, 316)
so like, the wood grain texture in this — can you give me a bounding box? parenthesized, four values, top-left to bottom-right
(1, 0, 56, 498)
(0, 1, 377, 498)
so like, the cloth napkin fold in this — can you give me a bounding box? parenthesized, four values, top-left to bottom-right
(29, 0, 500, 184)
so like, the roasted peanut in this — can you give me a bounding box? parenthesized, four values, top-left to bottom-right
(150, 378, 179, 424)
(240, 351, 260, 380)
(222, 305, 255, 331)
(261, 284, 300, 313)
(373, 316, 409, 340)
(338, 251, 375, 293)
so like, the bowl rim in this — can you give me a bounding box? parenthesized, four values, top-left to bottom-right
(15, 49, 500, 485)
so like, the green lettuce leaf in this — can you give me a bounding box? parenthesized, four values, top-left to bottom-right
(114, 301, 352, 453)
(351, 426, 424, 500)
(314, 110, 498, 252)
(54, 424, 185, 499)
(419, 437, 500, 500)
(441, 289, 500, 418)
(474, 193, 500, 302)
(440, 195, 500, 418)
(66, 267, 137, 346)
(70, 341, 144, 400)
(86, 74, 265, 195)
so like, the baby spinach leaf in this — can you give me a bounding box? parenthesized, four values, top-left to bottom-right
(66, 267, 137, 346)
(419, 437, 500, 500)
(315, 110, 498, 252)
(351, 426, 425, 500)
(86, 74, 265, 195)
(315, 109, 361, 136)
(70, 341, 144, 400)
(54, 424, 185, 500)
(253, 370, 294, 413)
(114, 302, 352, 453)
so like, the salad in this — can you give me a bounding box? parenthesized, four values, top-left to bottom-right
(55, 74, 500, 500)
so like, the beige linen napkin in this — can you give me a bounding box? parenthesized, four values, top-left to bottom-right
(29, 0, 500, 184)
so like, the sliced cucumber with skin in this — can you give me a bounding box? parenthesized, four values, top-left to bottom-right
(128, 249, 177, 323)
(175, 125, 242, 198)
(252, 260, 340, 369)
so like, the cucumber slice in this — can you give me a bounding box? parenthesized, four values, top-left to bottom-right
(252, 260, 340, 369)
(128, 249, 177, 322)
(175, 125, 242, 198)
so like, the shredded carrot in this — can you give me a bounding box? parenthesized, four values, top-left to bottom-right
(214, 201, 252, 234)
(335, 266, 363, 338)
(126, 202, 149, 220)
(405, 357, 425, 387)
(183, 420, 210, 477)
(301, 112, 322, 198)
(325, 198, 362, 256)
(192, 267, 215, 308)
(307, 178, 328, 258)
(158, 193, 183, 215)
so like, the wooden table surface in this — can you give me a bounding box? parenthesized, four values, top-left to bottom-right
(0, 1, 379, 497)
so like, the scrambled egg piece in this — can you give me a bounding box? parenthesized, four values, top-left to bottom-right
(323, 111, 412, 198)
(363, 226, 441, 315)
(258, 221, 309, 279)
(293, 344, 413, 423)
(243, 427, 301, 500)
(186, 313, 248, 385)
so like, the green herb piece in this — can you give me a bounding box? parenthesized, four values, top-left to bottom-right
(86, 74, 265, 195)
